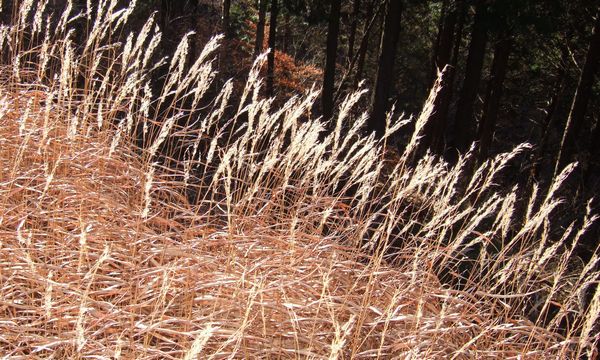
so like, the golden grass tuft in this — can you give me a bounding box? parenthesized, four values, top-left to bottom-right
(0, 1, 598, 358)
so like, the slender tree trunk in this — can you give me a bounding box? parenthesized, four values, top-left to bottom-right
(430, 0, 450, 85)
(189, 0, 198, 12)
(528, 43, 570, 184)
(173, 1, 185, 16)
(434, 0, 457, 75)
(586, 115, 600, 181)
(266, 0, 278, 97)
(478, 36, 512, 161)
(453, 0, 487, 153)
(332, 0, 383, 103)
(354, 0, 376, 87)
(222, 0, 231, 37)
(450, 0, 466, 67)
(370, 0, 403, 136)
(540, 51, 569, 146)
(555, 10, 600, 175)
(421, 0, 460, 153)
(254, 0, 268, 58)
(160, 0, 169, 30)
(419, 65, 453, 157)
(347, 0, 361, 63)
(322, 0, 342, 121)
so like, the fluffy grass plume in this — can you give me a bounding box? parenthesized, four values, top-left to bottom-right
(0, 1, 598, 358)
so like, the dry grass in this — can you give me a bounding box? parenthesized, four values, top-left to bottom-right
(0, 1, 598, 358)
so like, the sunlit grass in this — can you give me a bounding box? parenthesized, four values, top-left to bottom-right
(0, 1, 598, 358)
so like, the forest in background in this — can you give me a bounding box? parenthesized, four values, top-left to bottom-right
(0, 0, 599, 357)
(145, 0, 600, 178)
(67, 0, 600, 256)
(3, 0, 596, 187)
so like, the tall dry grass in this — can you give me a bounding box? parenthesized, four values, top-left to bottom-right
(0, 1, 598, 358)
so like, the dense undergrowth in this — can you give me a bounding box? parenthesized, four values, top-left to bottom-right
(0, 1, 598, 358)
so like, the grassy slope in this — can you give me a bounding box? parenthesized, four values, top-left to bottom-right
(0, 1, 598, 358)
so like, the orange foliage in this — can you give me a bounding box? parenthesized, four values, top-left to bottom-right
(273, 50, 322, 95)
(250, 21, 322, 96)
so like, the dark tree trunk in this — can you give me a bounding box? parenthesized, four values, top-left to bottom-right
(159, 1, 186, 33)
(189, 0, 198, 13)
(322, 0, 342, 121)
(419, 65, 454, 156)
(370, 0, 403, 136)
(354, 0, 376, 87)
(450, 0, 466, 67)
(425, 65, 456, 153)
(434, 0, 457, 76)
(222, 0, 231, 37)
(332, 0, 383, 104)
(173, 1, 185, 16)
(478, 36, 512, 161)
(160, 0, 169, 30)
(453, 0, 488, 153)
(586, 116, 600, 181)
(430, 0, 450, 85)
(254, 0, 268, 58)
(266, 0, 278, 97)
(555, 10, 600, 175)
(421, 0, 462, 153)
(540, 45, 569, 151)
(347, 0, 361, 63)
(527, 42, 570, 184)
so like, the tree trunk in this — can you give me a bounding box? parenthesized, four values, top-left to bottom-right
(222, 0, 231, 38)
(478, 36, 512, 161)
(266, 0, 278, 97)
(254, 0, 268, 58)
(586, 115, 600, 181)
(189, 0, 198, 13)
(434, 0, 457, 75)
(453, 0, 487, 153)
(421, 0, 461, 153)
(354, 0, 376, 87)
(419, 65, 454, 156)
(527, 43, 570, 184)
(160, 0, 169, 30)
(322, 0, 342, 121)
(450, 0, 466, 67)
(429, 0, 450, 85)
(347, 0, 361, 63)
(540, 44, 569, 151)
(370, 0, 403, 136)
(555, 10, 600, 175)
(332, 0, 383, 104)
(173, 1, 185, 16)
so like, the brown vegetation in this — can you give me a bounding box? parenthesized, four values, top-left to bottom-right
(0, 1, 598, 358)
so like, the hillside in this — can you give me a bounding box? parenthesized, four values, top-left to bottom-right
(0, 1, 598, 358)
